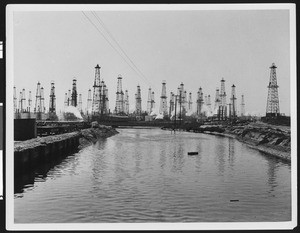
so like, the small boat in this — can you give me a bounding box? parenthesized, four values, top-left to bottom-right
(188, 152, 199, 155)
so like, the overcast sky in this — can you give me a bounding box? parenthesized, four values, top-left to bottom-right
(13, 7, 291, 116)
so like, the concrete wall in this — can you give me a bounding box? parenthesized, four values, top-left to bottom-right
(14, 118, 37, 141)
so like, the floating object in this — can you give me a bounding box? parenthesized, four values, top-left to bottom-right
(188, 152, 199, 155)
(230, 199, 239, 202)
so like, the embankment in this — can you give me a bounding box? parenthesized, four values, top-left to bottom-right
(197, 122, 291, 162)
(14, 124, 118, 173)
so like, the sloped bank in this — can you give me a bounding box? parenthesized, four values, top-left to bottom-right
(14, 123, 119, 173)
(197, 122, 291, 162)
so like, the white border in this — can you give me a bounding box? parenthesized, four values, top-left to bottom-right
(6, 4, 297, 231)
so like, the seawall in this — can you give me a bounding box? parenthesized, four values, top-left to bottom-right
(14, 124, 119, 174)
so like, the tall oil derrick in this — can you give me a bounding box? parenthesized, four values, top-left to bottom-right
(92, 64, 101, 115)
(124, 90, 129, 115)
(197, 87, 204, 116)
(266, 63, 280, 117)
(183, 90, 188, 112)
(229, 84, 237, 119)
(28, 91, 32, 112)
(64, 93, 68, 109)
(135, 84, 142, 116)
(214, 88, 221, 119)
(151, 91, 155, 110)
(159, 80, 168, 116)
(169, 92, 174, 117)
(34, 82, 42, 113)
(219, 78, 227, 120)
(207, 95, 212, 115)
(40, 87, 45, 113)
(49, 81, 56, 113)
(100, 81, 109, 115)
(87, 89, 92, 114)
(147, 87, 152, 114)
(104, 85, 109, 114)
(71, 79, 77, 107)
(115, 74, 125, 114)
(78, 94, 83, 113)
(18, 91, 23, 113)
(13, 86, 17, 113)
(240, 94, 245, 117)
(188, 92, 193, 112)
(67, 90, 71, 106)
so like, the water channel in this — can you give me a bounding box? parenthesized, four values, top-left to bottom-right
(14, 128, 291, 223)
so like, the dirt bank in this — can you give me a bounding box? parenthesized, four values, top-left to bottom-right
(78, 124, 119, 149)
(198, 122, 291, 162)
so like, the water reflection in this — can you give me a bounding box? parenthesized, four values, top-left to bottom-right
(215, 139, 226, 176)
(228, 138, 235, 170)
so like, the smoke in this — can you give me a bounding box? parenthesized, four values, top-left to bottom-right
(155, 113, 164, 119)
(150, 108, 158, 116)
(64, 106, 83, 120)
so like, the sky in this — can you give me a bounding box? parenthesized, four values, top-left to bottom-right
(13, 7, 291, 116)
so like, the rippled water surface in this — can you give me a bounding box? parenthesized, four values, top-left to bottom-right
(14, 128, 291, 223)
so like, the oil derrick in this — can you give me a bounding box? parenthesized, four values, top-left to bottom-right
(169, 92, 174, 117)
(78, 94, 83, 113)
(266, 63, 280, 117)
(159, 80, 168, 116)
(207, 95, 212, 115)
(100, 81, 109, 115)
(64, 93, 68, 109)
(240, 94, 245, 117)
(71, 79, 77, 107)
(28, 91, 32, 112)
(18, 90, 25, 113)
(34, 82, 42, 113)
(178, 82, 186, 118)
(115, 74, 124, 114)
(147, 88, 152, 114)
(67, 90, 71, 106)
(219, 78, 227, 120)
(229, 84, 237, 119)
(87, 89, 92, 114)
(214, 88, 221, 119)
(40, 87, 45, 113)
(124, 90, 129, 115)
(197, 87, 204, 116)
(13, 86, 17, 113)
(188, 92, 193, 112)
(49, 81, 56, 113)
(151, 91, 155, 110)
(92, 64, 101, 115)
(135, 84, 142, 116)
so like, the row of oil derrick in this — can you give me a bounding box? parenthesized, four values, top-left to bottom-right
(13, 81, 57, 120)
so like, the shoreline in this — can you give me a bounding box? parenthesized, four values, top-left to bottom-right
(163, 122, 291, 163)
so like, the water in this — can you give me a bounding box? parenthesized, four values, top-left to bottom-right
(14, 128, 291, 223)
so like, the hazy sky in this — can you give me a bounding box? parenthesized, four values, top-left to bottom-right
(13, 8, 291, 115)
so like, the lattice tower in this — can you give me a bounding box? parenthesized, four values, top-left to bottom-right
(169, 92, 174, 116)
(147, 88, 152, 114)
(197, 87, 204, 116)
(124, 90, 129, 115)
(188, 92, 193, 112)
(220, 78, 227, 119)
(28, 91, 32, 112)
(92, 64, 101, 114)
(40, 87, 45, 113)
(78, 94, 83, 113)
(230, 84, 237, 118)
(266, 63, 280, 116)
(34, 82, 42, 113)
(207, 95, 212, 114)
(135, 85, 142, 115)
(87, 89, 92, 114)
(49, 81, 56, 113)
(214, 88, 221, 114)
(151, 91, 155, 110)
(71, 79, 78, 107)
(115, 75, 124, 114)
(67, 90, 71, 106)
(159, 80, 168, 116)
(64, 93, 68, 109)
(240, 94, 245, 117)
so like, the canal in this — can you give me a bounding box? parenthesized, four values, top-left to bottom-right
(14, 128, 291, 223)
